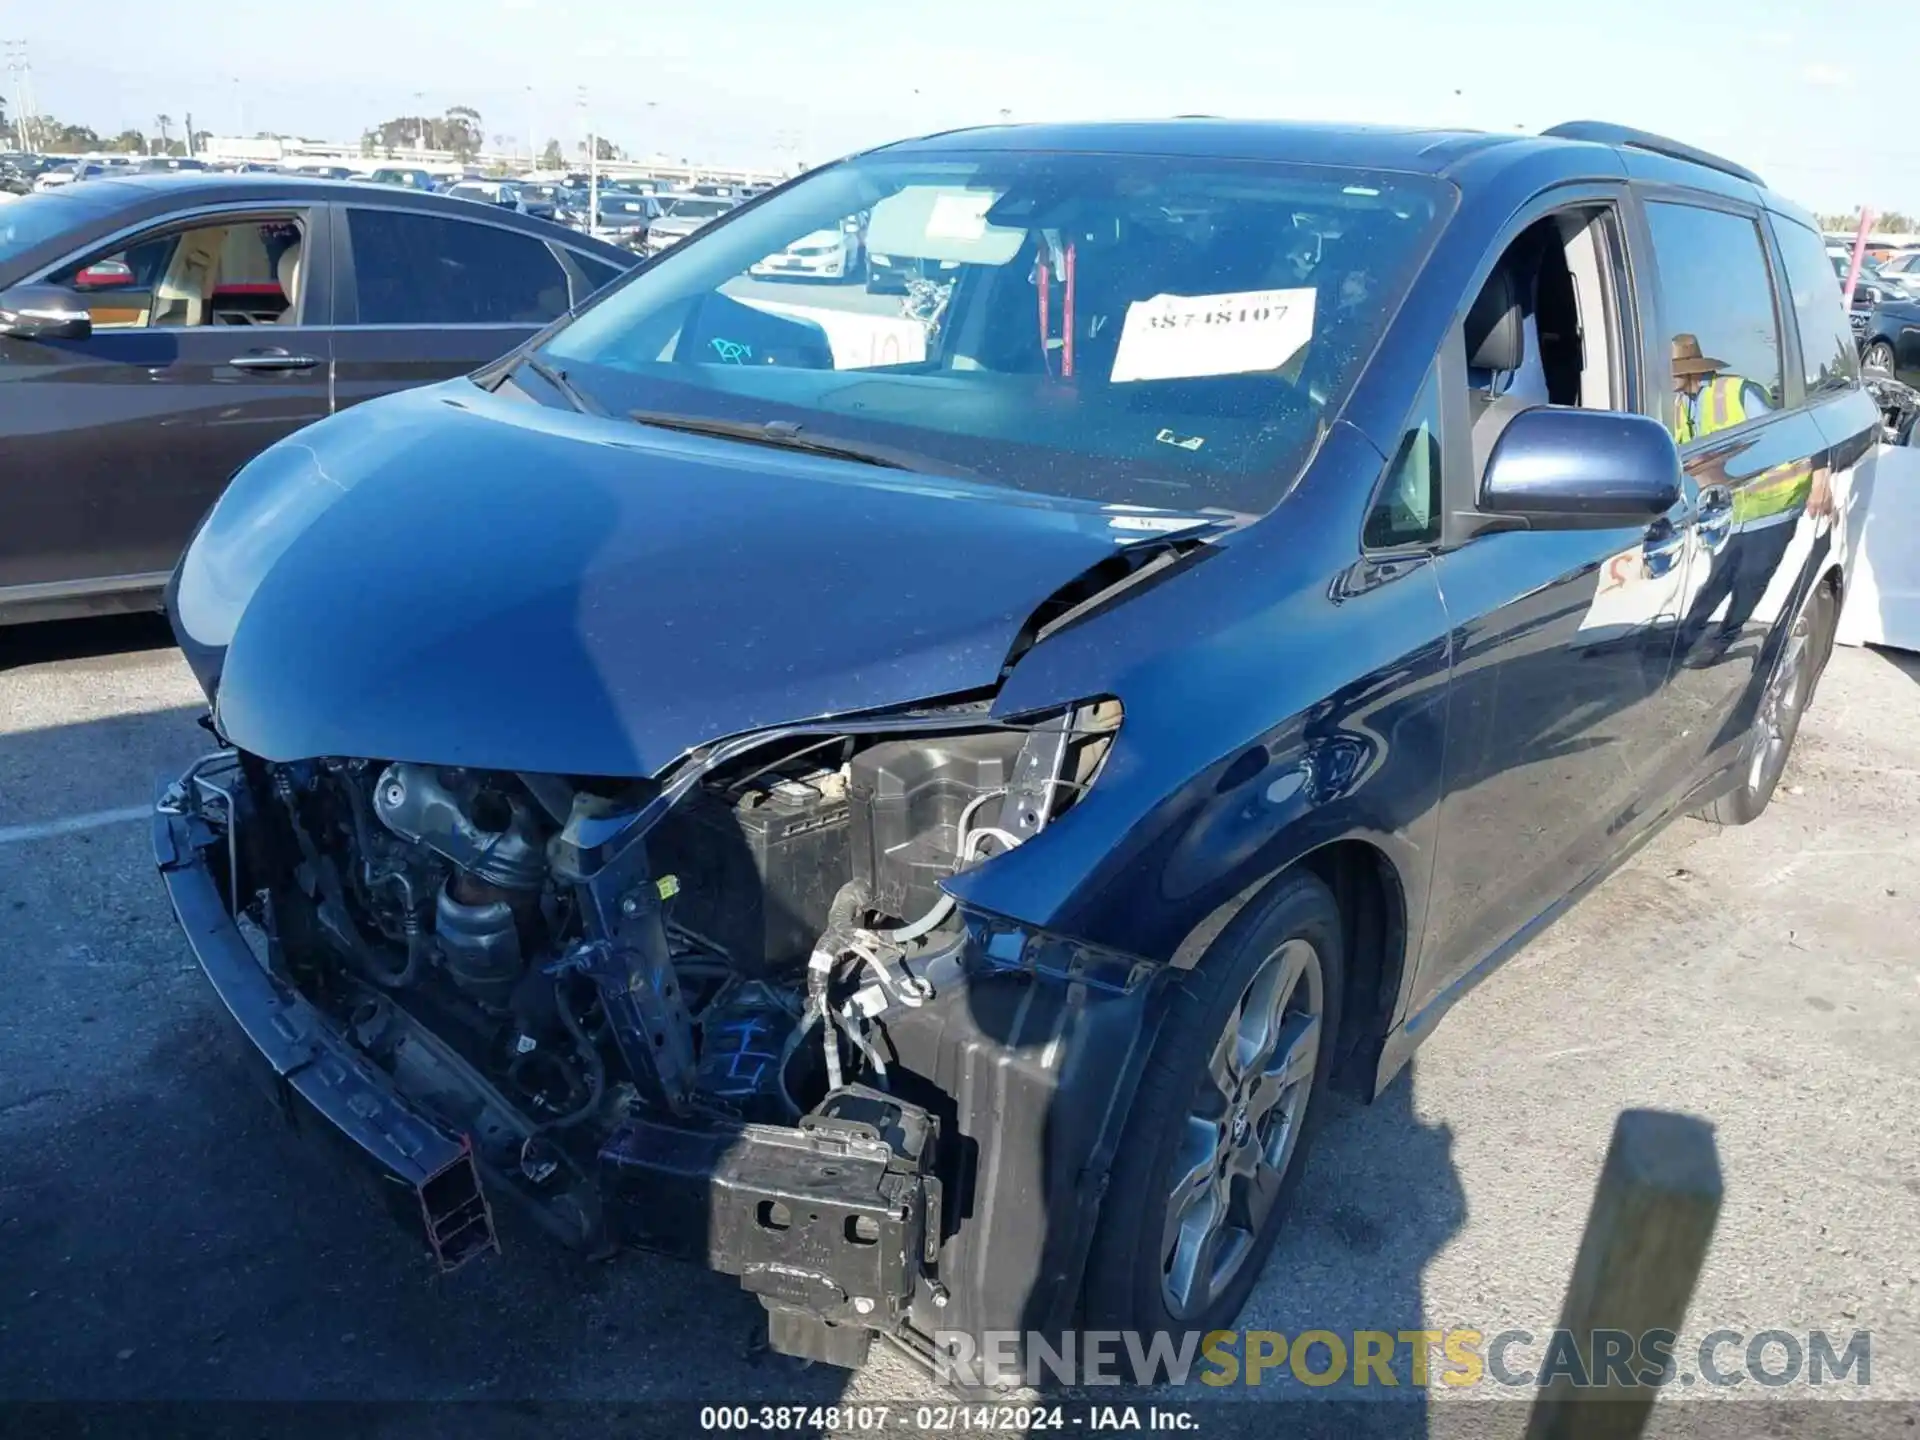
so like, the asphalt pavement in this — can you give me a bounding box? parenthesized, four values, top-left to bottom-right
(1, 616, 1915, 1424)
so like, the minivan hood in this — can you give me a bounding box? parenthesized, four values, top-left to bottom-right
(180, 382, 1132, 777)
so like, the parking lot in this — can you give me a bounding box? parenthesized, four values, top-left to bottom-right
(0, 615, 1915, 1420)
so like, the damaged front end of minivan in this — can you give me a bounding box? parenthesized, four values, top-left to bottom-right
(156, 699, 1150, 1368)
(153, 389, 1203, 1372)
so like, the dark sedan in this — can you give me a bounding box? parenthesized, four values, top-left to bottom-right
(1859, 291, 1920, 382)
(516, 182, 578, 223)
(1832, 250, 1901, 342)
(0, 174, 635, 623)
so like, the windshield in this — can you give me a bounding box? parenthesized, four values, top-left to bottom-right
(539, 150, 1449, 513)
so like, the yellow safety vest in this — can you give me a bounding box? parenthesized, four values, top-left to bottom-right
(1675, 375, 1750, 444)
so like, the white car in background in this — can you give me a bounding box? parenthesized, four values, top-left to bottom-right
(749, 217, 865, 281)
(1872, 249, 1920, 297)
(33, 162, 106, 191)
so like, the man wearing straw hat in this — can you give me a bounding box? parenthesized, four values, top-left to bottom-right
(1669, 332, 1831, 663)
(1670, 332, 1771, 443)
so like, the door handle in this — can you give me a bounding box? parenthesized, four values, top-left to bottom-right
(1697, 486, 1735, 555)
(1642, 521, 1687, 579)
(227, 349, 319, 372)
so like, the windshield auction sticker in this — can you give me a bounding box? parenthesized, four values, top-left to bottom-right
(1110, 287, 1316, 383)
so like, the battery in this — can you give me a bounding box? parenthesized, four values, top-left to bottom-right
(651, 772, 849, 974)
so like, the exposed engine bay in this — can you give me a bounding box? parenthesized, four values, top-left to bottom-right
(176, 700, 1122, 1363)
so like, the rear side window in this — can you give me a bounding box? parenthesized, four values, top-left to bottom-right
(1770, 217, 1860, 395)
(1644, 201, 1784, 443)
(345, 208, 570, 325)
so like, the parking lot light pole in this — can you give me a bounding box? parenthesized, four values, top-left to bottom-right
(577, 85, 597, 233)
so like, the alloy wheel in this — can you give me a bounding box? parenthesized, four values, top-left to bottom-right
(1160, 937, 1323, 1320)
(1865, 341, 1895, 374)
(1749, 599, 1812, 793)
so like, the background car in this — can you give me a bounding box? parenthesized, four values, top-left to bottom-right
(582, 192, 667, 243)
(1859, 293, 1920, 379)
(367, 167, 435, 190)
(135, 156, 210, 175)
(445, 179, 525, 211)
(1872, 248, 1920, 297)
(748, 215, 864, 281)
(0, 174, 634, 624)
(1830, 247, 1898, 339)
(34, 162, 108, 191)
(516, 182, 581, 224)
(639, 193, 737, 253)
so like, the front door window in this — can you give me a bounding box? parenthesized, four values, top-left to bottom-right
(50, 217, 308, 328)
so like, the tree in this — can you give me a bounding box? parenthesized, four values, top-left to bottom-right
(34, 117, 101, 151)
(360, 104, 484, 160)
(540, 138, 564, 170)
(154, 114, 172, 152)
(442, 104, 483, 161)
(577, 135, 621, 162)
(108, 128, 146, 154)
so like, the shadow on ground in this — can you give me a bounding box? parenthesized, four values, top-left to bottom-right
(0, 614, 176, 673)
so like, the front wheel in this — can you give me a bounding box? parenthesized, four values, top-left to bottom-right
(1863, 339, 1896, 375)
(1084, 870, 1343, 1332)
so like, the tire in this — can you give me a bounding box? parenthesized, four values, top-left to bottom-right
(1863, 339, 1896, 375)
(1696, 582, 1832, 826)
(1084, 869, 1344, 1333)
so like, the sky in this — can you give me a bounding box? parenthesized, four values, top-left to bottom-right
(5, 0, 1909, 215)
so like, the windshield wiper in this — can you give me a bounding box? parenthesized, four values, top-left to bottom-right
(516, 354, 603, 416)
(627, 410, 911, 470)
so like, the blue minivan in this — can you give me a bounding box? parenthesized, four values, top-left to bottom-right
(156, 118, 1869, 1376)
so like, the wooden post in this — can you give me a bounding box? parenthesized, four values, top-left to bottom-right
(1525, 1109, 1723, 1440)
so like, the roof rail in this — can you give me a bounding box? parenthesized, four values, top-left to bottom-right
(1541, 121, 1766, 189)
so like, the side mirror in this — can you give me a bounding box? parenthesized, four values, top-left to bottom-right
(1481, 407, 1681, 530)
(0, 283, 93, 341)
(73, 258, 134, 289)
